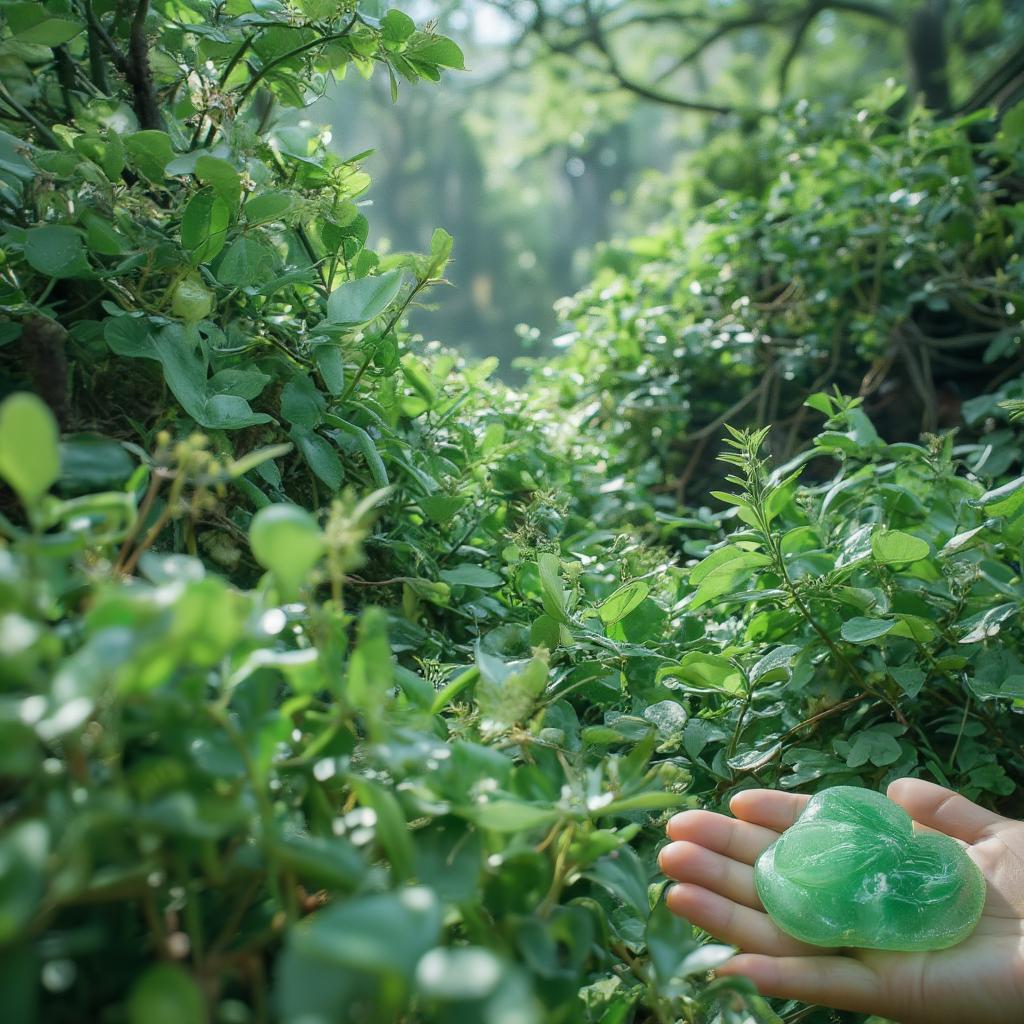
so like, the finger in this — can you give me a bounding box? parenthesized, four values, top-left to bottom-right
(729, 789, 811, 832)
(659, 841, 761, 909)
(717, 954, 880, 1015)
(665, 884, 826, 956)
(887, 777, 1007, 843)
(666, 810, 781, 865)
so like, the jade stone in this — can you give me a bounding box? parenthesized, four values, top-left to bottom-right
(754, 786, 986, 951)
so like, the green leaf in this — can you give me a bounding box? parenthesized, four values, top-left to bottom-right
(313, 343, 345, 395)
(972, 475, 1024, 519)
(244, 190, 294, 225)
(439, 565, 504, 588)
(750, 645, 801, 685)
(598, 580, 649, 624)
(181, 187, 231, 265)
(408, 34, 465, 69)
(0, 392, 61, 508)
(105, 320, 271, 429)
(124, 131, 175, 181)
(840, 617, 896, 643)
(291, 426, 343, 491)
(381, 9, 416, 44)
(249, 504, 324, 598)
(871, 528, 930, 565)
(476, 647, 549, 729)
(688, 546, 772, 609)
(467, 800, 559, 832)
(841, 726, 903, 768)
(6, 3, 83, 45)
(23, 225, 91, 278)
(127, 965, 205, 1024)
(268, 830, 366, 891)
(326, 269, 404, 325)
(658, 652, 744, 694)
(595, 791, 688, 816)
(646, 900, 697, 985)
(216, 236, 276, 287)
(349, 776, 415, 882)
(537, 552, 568, 622)
(890, 665, 925, 697)
(969, 649, 1024, 701)
(327, 417, 389, 487)
(288, 887, 442, 977)
(195, 155, 241, 212)
(0, 821, 48, 944)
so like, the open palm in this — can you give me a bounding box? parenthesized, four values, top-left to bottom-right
(659, 778, 1024, 1024)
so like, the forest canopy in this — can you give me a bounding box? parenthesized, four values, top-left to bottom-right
(0, 1, 1023, 1024)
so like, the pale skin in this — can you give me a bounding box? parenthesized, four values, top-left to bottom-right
(659, 778, 1024, 1024)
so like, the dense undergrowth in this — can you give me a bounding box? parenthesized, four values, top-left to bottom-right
(1, 3, 1023, 1024)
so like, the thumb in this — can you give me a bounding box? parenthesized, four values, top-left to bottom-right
(887, 778, 1007, 843)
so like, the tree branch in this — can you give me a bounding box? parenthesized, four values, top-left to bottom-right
(778, 5, 822, 97)
(124, 0, 163, 129)
(580, 0, 747, 116)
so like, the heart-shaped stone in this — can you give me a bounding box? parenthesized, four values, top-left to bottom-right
(754, 786, 986, 951)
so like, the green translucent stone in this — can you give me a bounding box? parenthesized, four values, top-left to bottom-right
(754, 786, 986, 951)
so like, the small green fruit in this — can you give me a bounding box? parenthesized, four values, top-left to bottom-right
(249, 504, 324, 598)
(171, 274, 214, 322)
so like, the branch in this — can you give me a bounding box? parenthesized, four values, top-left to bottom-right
(237, 18, 358, 104)
(826, 0, 900, 25)
(778, 5, 822, 97)
(0, 82, 61, 148)
(124, 0, 163, 130)
(580, 0, 747, 116)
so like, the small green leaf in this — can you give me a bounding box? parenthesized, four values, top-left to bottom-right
(840, 617, 896, 643)
(181, 187, 231, 265)
(408, 34, 465, 69)
(537, 552, 568, 622)
(658, 652, 744, 694)
(598, 580, 649, 624)
(439, 565, 504, 588)
(871, 528, 930, 565)
(288, 887, 442, 978)
(249, 504, 324, 597)
(244, 190, 294, 225)
(467, 801, 559, 832)
(124, 130, 175, 182)
(326, 270, 403, 325)
(127, 965, 205, 1024)
(381, 9, 416, 44)
(6, 3, 83, 45)
(0, 821, 48, 944)
(0, 392, 61, 508)
(216, 236, 276, 288)
(195, 155, 241, 212)
(23, 225, 91, 278)
(972, 475, 1024, 520)
(348, 776, 415, 882)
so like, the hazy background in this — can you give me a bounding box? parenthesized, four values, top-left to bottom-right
(307, 0, 1021, 375)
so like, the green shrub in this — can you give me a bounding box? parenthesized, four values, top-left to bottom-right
(1, 4, 1024, 1024)
(542, 95, 1024, 498)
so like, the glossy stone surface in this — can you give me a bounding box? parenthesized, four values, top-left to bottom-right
(754, 786, 986, 951)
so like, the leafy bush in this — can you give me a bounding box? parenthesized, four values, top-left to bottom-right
(543, 94, 1024, 498)
(2, 3, 1024, 1024)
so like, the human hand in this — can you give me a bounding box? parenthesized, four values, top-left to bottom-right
(659, 779, 1024, 1024)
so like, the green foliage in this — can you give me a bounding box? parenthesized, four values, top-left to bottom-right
(543, 99, 1024, 497)
(1, 3, 1024, 1024)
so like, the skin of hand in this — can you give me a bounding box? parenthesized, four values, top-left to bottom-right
(659, 778, 1024, 1024)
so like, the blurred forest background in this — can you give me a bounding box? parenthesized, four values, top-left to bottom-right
(309, 0, 1024, 373)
